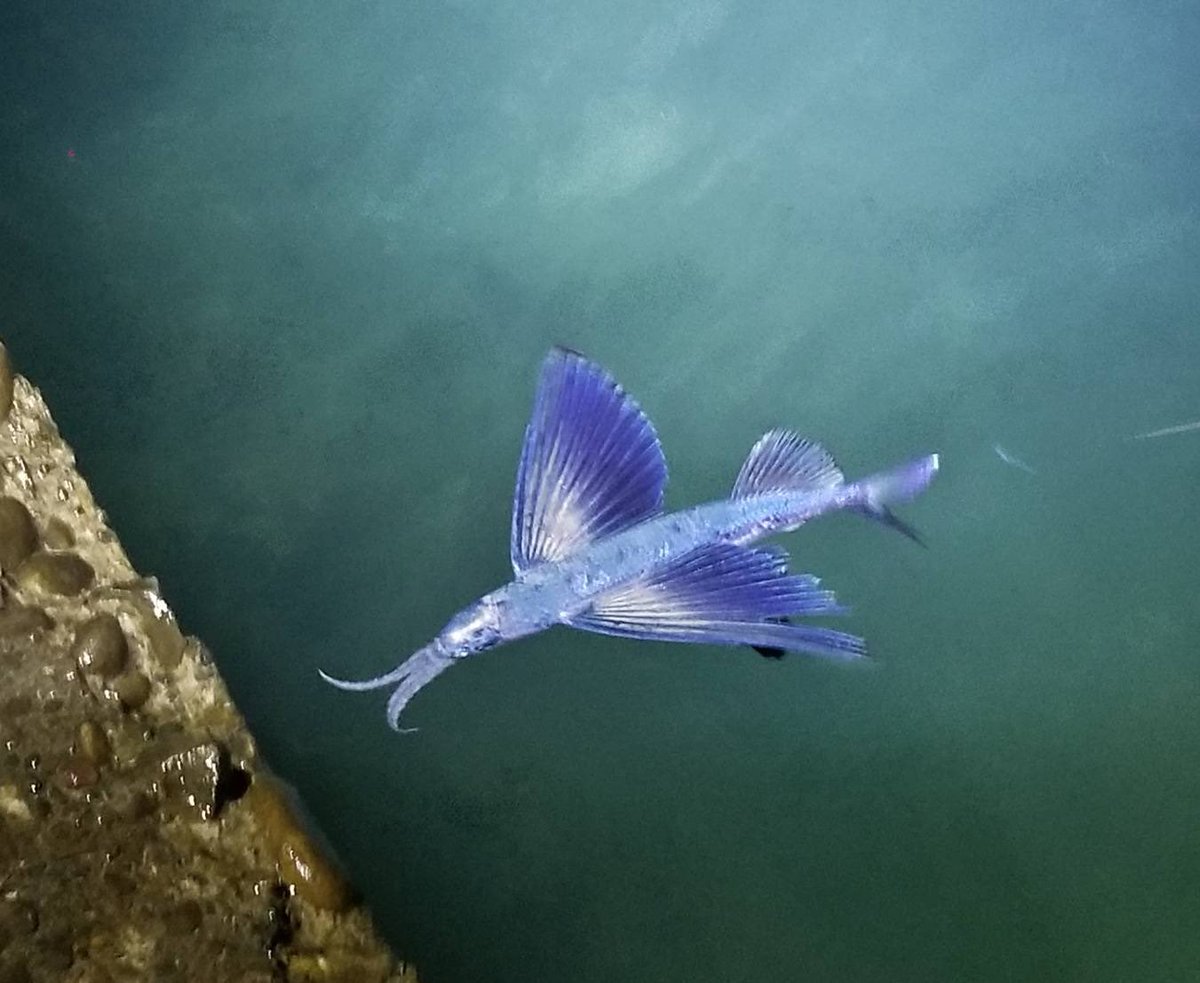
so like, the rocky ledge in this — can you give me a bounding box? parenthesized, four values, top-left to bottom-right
(0, 341, 417, 983)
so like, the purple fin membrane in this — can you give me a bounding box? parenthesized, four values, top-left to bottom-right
(568, 542, 863, 662)
(732, 429, 844, 498)
(510, 347, 668, 573)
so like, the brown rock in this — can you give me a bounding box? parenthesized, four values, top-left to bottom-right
(245, 775, 354, 913)
(158, 740, 248, 821)
(109, 670, 151, 711)
(0, 341, 13, 424)
(0, 344, 415, 981)
(14, 551, 95, 596)
(40, 518, 75, 550)
(0, 497, 38, 572)
(76, 720, 112, 767)
(0, 604, 52, 640)
(72, 613, 129, 677)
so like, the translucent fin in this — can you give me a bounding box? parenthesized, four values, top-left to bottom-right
(825, 453, 936, 544)
(849, 453, 939, 546)
(856, 453, 940, 508)
(571, 611, 866, 661)
(566, 542, 863, 662)
(511, 348, 667, 573)
(732, 429, 844, 499)
(584, 542, 844, 622)
(318, 643, 457, 732)
(849, 503, 928, 548)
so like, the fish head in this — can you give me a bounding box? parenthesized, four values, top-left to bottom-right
(439, 597, 504, 656)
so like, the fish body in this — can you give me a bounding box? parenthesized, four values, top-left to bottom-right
(1130, 419, 1200, 440)
(992, 443, 1037, 475)
(321, 348, 939, 731)
(485, 477, 914, 634)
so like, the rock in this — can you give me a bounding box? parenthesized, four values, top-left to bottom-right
(109, 670, 151, 711)
(72, 612, 129, 681)
(157, 740, 249, 821)
(40, 517, 75, 550)
(72, 613, 129, 677)
(60, 754, 100, 789)
(0, 959, 32, 983)
(0, 604, 52, 640)
(0, 497, 38, 572)
(76, 720, 112, 767)
(14, 551, 95, 596)
(0, 345, 416, 980)
(0, 342, 13, 424)
(245, 774, 354, 913)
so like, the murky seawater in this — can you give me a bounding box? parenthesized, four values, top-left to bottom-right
(4, 0, 1199, 979)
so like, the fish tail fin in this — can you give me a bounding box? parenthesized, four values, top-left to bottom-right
(849, 502, 928, 547)
(849, 453, 939, 546)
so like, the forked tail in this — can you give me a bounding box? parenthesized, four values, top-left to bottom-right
(849, 453, 940, 546)
(731, 432, 937, 546)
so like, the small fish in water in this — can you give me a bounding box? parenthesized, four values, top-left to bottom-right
(1129, 419, 1200, 441)
(320, 348, 940, 731)
(992, 443, 1037, 475)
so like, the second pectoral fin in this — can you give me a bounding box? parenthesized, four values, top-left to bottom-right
(565, 542, 866, 662)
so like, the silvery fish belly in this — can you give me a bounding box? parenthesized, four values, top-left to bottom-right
(320, 347, 940, 732)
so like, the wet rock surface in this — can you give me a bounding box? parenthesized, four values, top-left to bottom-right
(0, 342, 418, 983)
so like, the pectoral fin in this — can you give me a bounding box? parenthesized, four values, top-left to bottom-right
(510, 348, 668, 573)
(566, 542, 866, 662)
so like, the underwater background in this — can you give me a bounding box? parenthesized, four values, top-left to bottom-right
(3, 0, 1198, 979)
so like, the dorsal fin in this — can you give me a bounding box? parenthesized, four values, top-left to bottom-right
(731, 429, 843, 499)
(511, 348, 667, 573)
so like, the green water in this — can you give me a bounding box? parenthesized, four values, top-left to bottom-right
(4, 0, 1199, 979)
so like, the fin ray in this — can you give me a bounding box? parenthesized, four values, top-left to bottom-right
(588, 542, 844, 621)
(511, 348, 667, 573)
(732, 429, 844, 498)
(571, 611, 866, 661)
(566, 542, 862, 662)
